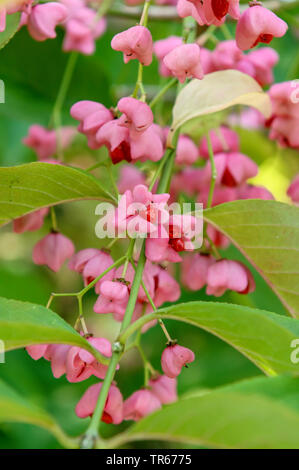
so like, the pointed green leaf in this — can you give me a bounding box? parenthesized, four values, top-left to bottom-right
(124, 300, 299, 376)
(204, 200, 299, 317)
(0, 378, 78, 448)
(0, 296, 109, 364)
(0, 162, 115, 227)
(168, 71, 271, 145)
(121, 376, 299, 449)
(160, 302, 299, 375)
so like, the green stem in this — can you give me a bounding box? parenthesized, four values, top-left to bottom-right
(76, 295, 88, 335)
(149, 78, 177, 109)
(79, 256, 126, 297)
(132, 0, 151, 100)
(220, 23, 233, 40)
(86, 162, 105, 172)
(148, 151, 168, 191)
(122, 238, 135, 277)
(52, 424, 80, 449)
(176, 16, 197, 95)
(80, 243, 146, 448)
(81, 140, 177, 447)
(157, 148, 176, 193)
(49, 51, 78, 160)
(51, 292, 78, 298)
(140, 279, 156, 311)
(206, 132, 217, 209)
(203, 132, 217, 246)
(119, 312, 157, 344)
(50, 52, 78, 127)
(208, 34, 219, 45)
(50, 207, 58, 232)
(120, 242, 146, 333)
(129, 257, 155, 308)
(136, 344, 155, 386)
(50, 257, 126, 302)
(182, 15, 197, 44)
(50, 52, 78, 132)
(46, 294, 54, 309)
(139, 273, 173, 343)
(158, 318, 173, 343)
(205, 232, 221, 260)
(116, 145, 176, 347)
(107, 237, 119, 249)
(81, 352, 120, 449)
(139, 0, 151, 26)
(95, 0, 114, 20)
(132, 62, 145, 100)
(107, 4, 179, 22)
(130, 258, 173, 344)
(197, 25, 216, 46)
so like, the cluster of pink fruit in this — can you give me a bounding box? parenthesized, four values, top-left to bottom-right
(0, 0, 106, 55)
(6, 0, 298, 427)
(26, 339, 194, 422)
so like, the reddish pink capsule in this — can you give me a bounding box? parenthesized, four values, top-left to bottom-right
(123, 389, 161, 421)
(76, 383, 123, 424)
(199, 126, 240, 159)
(117, 166, 146, 193)
(182, 253, 215, 291)
(68, 248, 102, 273)
(236, 5, 287, 51)
(149, 375, 177, 404)
(70, 100, 113, 149)
(206, 259, 255, 296)
(176, 134, 199, 165)
(13, 208, 49, 234)
(161, 344, 195, 378)
(62, 0, 106, 55)
(66, 337, 112, 382)
(163, 43, 204, 83)
(44, 344, 71, 378)
(154, 36, 183, 77)
(203, 152, 258, 187)
(117, 97, 153, 136)
(26, 344, 49, 360)
(238, 184, 274, 201)
(111, 26, 153, 66)
(33, 232, 75, 272)
(26, 3, 68, 41)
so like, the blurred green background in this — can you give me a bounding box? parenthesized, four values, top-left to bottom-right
(0, 1, 299, 448)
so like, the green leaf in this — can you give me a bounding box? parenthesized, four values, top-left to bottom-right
(204, 200, 299, 318)
(124, 300, 299, 375)
(0, 378, 78, 448)
(168, 70, 272, 145)
(120, 376, 299, 449)
(155, 301, 299, 376)
(0, 162, 115, 226)
(0, 296, 110, 365)
(0, 12, 20, 51)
